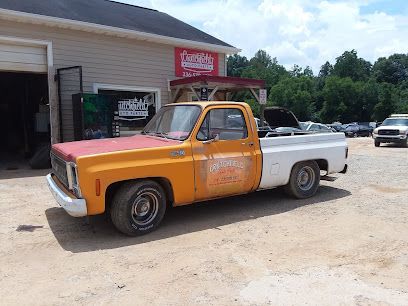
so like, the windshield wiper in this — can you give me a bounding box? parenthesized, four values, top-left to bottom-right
(143, 131, 171, 139)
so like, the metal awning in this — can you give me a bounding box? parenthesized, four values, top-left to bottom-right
(168, 75, 266, 103)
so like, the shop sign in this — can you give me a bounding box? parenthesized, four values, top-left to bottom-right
(118, 98, 149, 118)
(175, 47, 219, 77)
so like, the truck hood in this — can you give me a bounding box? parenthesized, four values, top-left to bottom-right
(263, 107, 300, 129)
(52, 135, 180, 162)
(377, 125, 408, 131)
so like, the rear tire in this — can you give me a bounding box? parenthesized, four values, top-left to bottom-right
(284, 161, 320, 199)
(375, 140, 380, 147)
(110, 180, 166, 236)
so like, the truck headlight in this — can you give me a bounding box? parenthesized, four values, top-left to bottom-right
(66, 163, 82, 197)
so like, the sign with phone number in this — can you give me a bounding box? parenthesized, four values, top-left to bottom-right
(175, 47, 219, 77)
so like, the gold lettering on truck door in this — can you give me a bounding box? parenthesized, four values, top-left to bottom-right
(199, 156, 252, 197)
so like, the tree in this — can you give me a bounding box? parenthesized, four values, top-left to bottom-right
(373, 83, 398, 121)
(289, 65, 314, 77)
(320, 76, 364, 123)
(372, 54, 408, 85)
(318, 61, 333, 79)
(303, 66, 314, 77)
(333, 50, 372, 81)
(249, 50, 273, 69)
(229, 49, 407, 123)
(227, 54, 249, 77)
(290, 64, 303, 77)
(396, 88, 408, 113)
(269, 76, 316, 121)
(241, 52, 288, 88)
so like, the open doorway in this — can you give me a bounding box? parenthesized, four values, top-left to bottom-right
(0, 71, 49, 170)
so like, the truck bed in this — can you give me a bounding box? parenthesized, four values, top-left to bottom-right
(258, 133, 347, 189)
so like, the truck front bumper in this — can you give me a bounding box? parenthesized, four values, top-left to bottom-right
(373, 135, 407, 143)
(46, 174, 87, 217)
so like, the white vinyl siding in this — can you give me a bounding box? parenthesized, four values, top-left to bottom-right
(0, 41, 47, 73)
(0, 19, 226, 141)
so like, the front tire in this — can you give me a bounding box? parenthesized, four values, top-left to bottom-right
(110, 180, 166, 236)
(284, 161, 320, 199)
(375, 140, 380, 147)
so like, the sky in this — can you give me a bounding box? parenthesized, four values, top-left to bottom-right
(120, 0, 408, 73)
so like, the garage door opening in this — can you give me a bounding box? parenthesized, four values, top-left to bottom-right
(0, 71, 50, 170)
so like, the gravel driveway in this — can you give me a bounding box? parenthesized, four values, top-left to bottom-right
(1, 137, 407, 305)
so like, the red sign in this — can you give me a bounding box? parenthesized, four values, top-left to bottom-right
(175, 47, 219, 77)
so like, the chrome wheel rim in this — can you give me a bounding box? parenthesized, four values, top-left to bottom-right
(297, 166, 315, 191)
(131, 192, 159, 226)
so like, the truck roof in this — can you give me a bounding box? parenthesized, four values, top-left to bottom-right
(165, 101, 249, 108)
(390, 114, 408, 118)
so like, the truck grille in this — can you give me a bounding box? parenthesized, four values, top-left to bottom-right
(50, 152, 69, 188)
(378, 129, 399, 135)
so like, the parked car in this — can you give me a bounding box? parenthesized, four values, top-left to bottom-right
(339, 123, 372, 137)
(328, 123, 343, 132)
(47, 102, 348, 236)
(300, 121, 334, 133)
(373, 115, 408, 147)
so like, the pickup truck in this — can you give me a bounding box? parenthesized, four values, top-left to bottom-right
(373, 114, 408, 147)
(47, 102, 348, 236)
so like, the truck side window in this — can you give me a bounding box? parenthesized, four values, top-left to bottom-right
(197, 108, 248, 141)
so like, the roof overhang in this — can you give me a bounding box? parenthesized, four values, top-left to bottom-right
(0, 8, 240, 54)
(169, 75, 265, 103)
(170, 75, 265, 89)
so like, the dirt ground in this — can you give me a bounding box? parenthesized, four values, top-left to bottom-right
(1, 137, 408, 305)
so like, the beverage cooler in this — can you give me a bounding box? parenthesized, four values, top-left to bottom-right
(72, 93, 156, 140)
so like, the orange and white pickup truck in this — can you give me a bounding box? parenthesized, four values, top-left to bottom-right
(47, 102, 348, 236)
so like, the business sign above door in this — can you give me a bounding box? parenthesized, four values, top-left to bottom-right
(175, 47, 219, 77)
(117, 98, 148, 119)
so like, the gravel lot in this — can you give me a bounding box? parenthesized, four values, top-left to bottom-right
(1, 137, 407, 305)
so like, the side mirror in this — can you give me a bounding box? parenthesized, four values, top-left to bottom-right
(203, 134, 219, 144)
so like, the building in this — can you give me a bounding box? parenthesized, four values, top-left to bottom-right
(0, 0, 239, 161)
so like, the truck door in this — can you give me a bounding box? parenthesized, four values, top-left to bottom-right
(192, 105, 258, 201)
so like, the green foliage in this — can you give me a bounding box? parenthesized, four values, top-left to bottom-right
(332, 50, 372, 81)
(372, 54, 408, 85)
(245, 99, 261, 117)
(397, 89, 408, 113)
(227, 54, 249, 77)
(269, 76, 316, 121)
(227, 49, 408, 123)
(373, 83, 398, 121)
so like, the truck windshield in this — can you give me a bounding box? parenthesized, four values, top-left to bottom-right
(382, 118, 408, 126)
(142, 105, 201, 140)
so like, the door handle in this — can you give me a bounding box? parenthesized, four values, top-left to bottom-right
(242, 142, 254, 147)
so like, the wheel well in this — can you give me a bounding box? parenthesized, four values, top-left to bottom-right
(105, 177, 175, 214)
(287, 159, 328, 180)
(315, 159, 328, 171)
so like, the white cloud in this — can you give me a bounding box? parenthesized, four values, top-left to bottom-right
(123, 0, 408, 73)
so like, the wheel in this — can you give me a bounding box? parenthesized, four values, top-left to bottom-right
(374, 140, 380, 147)
(353, 132, 358, 138)
(402, 138, 408, 148)
(110, 180, 166, 236)
(284, 161, 320, 199)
